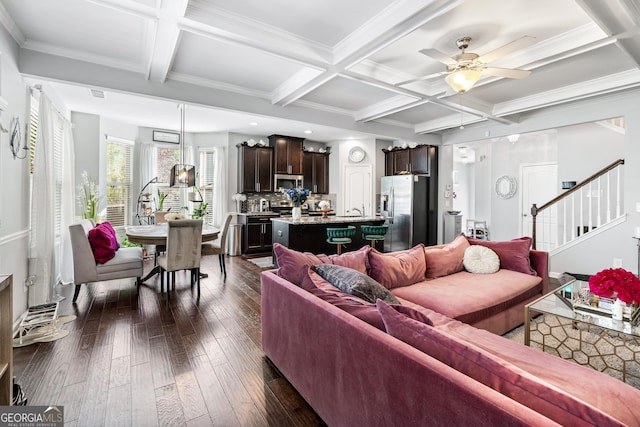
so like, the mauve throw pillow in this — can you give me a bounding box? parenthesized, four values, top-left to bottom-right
(367, 244, 426, 289)
(87, 221, 120, 264)
(423, 234, 469, 279)
(312, 264, 400, 304)
(466, 236, 536, 276)
(273, 243, 369, 286)
(377, 300, 621, 426)
(301, 267, 432, 331)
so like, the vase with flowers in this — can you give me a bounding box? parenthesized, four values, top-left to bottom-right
(283, 187, 310, 221)
(588, 268, 640, 323)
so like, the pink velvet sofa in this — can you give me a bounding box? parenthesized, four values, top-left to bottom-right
(261, 238, 640, 426)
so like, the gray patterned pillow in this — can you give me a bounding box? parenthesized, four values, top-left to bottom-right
(312, 264, 400, 304)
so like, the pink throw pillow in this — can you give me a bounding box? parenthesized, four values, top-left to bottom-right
(273, 243, 369, 286)
(367, 244, 426, 289)
(301, 267, 432, 331)
(423, 234, 469, 279)
(466, 236, 536, 276)
(87, 221, 120, 264)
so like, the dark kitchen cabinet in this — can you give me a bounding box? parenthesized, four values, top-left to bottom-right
(239, 214, 277, 254)
(383, 145, 434, 176)
(303, 151, 329, 194)
(270, 134, 304, 175)
(238, 144, 273, 193)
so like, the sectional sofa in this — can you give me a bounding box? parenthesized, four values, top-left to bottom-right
(261, 237, 640, 426)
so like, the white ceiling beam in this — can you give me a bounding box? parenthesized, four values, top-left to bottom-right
(83, 0, 158, 20)
(181, 3, 332, 67)
(415, 113, 485, 134)
(354, 95, 425, 122)
(271, 0, 463, 107)
(575, 0, 640, 68)
(415, 69, 640, 133)
(492, 69, 640, 116)
(146, 1, 188, 83)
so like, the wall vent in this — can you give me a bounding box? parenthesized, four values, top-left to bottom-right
(89, 89, 105, 98)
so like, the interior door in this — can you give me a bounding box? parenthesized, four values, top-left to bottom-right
(521, 163, 558, 250)
(343, 165, 372, 217)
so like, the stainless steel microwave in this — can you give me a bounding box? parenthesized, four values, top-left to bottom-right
(275, 174, 304, 190)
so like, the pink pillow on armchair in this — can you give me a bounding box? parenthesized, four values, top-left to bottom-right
(87, 221, 120, 264)
(466, 236, 536, 275)
(367, 244, 426, 289)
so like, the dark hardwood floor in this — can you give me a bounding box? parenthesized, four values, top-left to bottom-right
(13, 255, 325, 427)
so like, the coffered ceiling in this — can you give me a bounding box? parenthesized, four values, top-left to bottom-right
(1, 0, 640, 142)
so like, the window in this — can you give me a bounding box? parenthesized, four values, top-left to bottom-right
(106, 138, 133, 227)
(199, 150, 216, 224)
(155, 146, 183, 212)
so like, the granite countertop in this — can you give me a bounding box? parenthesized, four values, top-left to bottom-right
(272, 215, 383, 225)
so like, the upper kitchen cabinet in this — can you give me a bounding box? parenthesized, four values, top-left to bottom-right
(238, 144, 274, 193)
(383, 145, 434, 176)
(270, 134, 304, 175)
(303, 151, 329, 194)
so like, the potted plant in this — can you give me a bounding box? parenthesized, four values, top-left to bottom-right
(78, 170, 104, 222)
(192, 202, 209, 220)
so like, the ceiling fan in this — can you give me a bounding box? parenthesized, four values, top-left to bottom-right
(397, 35, 535, 93)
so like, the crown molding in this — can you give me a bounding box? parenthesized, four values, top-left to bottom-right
(0, 1, 25, 45)
(168, 71, 271, 100)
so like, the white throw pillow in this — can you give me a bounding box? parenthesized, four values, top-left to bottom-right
(463, 245, 500, 274)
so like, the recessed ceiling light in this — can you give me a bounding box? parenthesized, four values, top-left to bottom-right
(249, 122, 258, 126)
(304, 129, 312, 134)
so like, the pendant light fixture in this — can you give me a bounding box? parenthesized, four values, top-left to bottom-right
(169, 103, 195, 187)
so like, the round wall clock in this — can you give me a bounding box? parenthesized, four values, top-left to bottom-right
(348, 146, 365, 163)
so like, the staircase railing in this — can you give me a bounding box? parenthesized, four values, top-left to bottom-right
(531, 159, 624, 250)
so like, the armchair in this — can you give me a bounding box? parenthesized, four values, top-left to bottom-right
(69, 219, 143, 302)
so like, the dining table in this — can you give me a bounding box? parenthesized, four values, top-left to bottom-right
(125, 223, 220, 282)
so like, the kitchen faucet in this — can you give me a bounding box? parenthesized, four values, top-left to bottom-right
(351, 206, 365, 217)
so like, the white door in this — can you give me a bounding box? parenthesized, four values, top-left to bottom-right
(521, 163, 558, 250)
(343, 165, 372, 217)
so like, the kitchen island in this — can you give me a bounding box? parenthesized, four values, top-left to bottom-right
(271, 216, 385, 255)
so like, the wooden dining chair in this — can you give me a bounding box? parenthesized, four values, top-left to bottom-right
(201, 213, 233, 276)
(157, 219, 203, 300)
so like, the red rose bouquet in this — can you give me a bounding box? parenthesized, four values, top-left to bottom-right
(588, 268, 640, 305)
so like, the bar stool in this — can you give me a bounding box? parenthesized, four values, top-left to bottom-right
(326, 226, 356, 255)
(361, 225, 388, 249)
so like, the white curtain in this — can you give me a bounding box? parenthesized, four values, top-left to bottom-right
(29, 92, 57, 306)
(57, 117, 76, 286)
(213, 146, 227, 226)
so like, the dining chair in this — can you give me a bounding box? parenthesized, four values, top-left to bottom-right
(201, 213, 233, 276)
(157, 219, 203, 300)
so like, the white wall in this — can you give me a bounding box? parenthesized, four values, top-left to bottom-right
(0, 23, 30, 321)
(440, 88, 640, 276)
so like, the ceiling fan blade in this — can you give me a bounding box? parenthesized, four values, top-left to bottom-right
(476, 36, 536, 64)
(481, 67, 531, 79)
(419, 48, 457, 66)
(396, 71, 449, 86)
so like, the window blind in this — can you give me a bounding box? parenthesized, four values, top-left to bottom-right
(106, 139, 133, 227)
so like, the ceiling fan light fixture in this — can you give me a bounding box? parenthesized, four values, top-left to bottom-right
(445, 69, 481, 93)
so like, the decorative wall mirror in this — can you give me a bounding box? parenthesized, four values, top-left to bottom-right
(495, 175, 517, 199)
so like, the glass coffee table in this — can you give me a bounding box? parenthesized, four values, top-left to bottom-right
(525, 279, 640, 388)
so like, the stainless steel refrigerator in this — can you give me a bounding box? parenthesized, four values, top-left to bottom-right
(380, 174, 437, 252)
